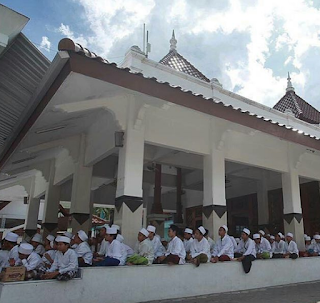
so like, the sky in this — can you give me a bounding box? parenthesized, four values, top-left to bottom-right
(3, 0, 320, 108)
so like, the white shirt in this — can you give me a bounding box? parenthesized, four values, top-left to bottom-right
(165, 236, 186, 264)
(134, 238, 154, 265)
(312, 242, 320, 254)
(75, 241, 93, 265)
(229, 236, 238, 250)
(21, 252, 43, 271)
(255, 237, 272, 257)
(48, 249, 78, 274)
(272, 240, 286, 254)
(42, 249, 56, 265)
(123, 244, 134, 257)
(212, 235, 234, 259)
(235, 238, 256, 257)
(0, 250, 9, 270)
(285, 240, 299, 255)
(35, 244, 45, 256)
(207, 237, 215, 254)
(98, 239, 110, 256)
(8, 245, 20, 264)
(150, 236, 165, 258)
(190, 237, 210, 261)
(183, 238, 194, 253)
(106, 240, 127, 266)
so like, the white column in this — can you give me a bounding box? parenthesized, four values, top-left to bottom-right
(25, 176, 40, 237)
(257, 176, 269, 226)
(70, 134, 93, 234)
(282, 168, 304, 250)
(42, 160, 60, 235)
(202, 149, 227, 242)
(114, 120, 145, 248)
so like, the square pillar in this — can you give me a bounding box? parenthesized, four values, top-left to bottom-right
(282, 168, 304, 250)
(257, 176, 269, 227)
(42, 160, 60, 235)
(70, 134, 93, 234)
(115, 124, 144, 248)
(202, 149, 227, 242)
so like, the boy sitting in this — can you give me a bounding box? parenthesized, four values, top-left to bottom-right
(188, 226, 210, 267)
(18, 243, 43, 280)
(30, 234, 45, 256)
(74, 230, 93, 266)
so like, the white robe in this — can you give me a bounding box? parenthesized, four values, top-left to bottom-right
(48, 249, 79, 274)
(212, 235, 234, 259)
(75, 241, 93, 265)
(207, 237, 215, 254)
(150, 236, 165, 258)
(255, 237, 272, 257)
(106, 240, 127, 266)
(134, 238, 154, 265)
(21, 252, 43, 271)
(8, 245, 20, 264)
(190, 237, 210, 261)
(285, 240, 299, 255)
(183, 238, 194, 253)
(98, 239, 110, 256)
(35, 244, 45, 256)
(312, 242, 320, 254)
(0, 250, 9, 270)
(235, 238, 256, 257)
(165, 236, 186, 264)
(42, 249, 56, 265)
(229, 236, 238, 250)
(272, 240, 286, 254)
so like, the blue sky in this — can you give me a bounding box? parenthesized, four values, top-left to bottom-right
(3, 0, 320, 108)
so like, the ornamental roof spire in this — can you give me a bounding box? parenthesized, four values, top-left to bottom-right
(286, 72, 295, 92)
(170, 30, 177, 52)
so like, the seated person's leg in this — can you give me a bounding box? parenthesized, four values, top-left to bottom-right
(272, 253, 284, 259)
(161, 254, 180, 264)
(218, 255, 231, 261)
(234, 253, 243, 258)
(290, 253, 298, 260)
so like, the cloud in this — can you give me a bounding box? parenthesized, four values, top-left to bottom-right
(54, 0, 320, 108)
(39, 36, 51, 52)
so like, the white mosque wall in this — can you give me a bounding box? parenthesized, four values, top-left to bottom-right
(2, 258, 320, 303)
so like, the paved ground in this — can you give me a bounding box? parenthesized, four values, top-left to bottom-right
(143, 280, 320, 303)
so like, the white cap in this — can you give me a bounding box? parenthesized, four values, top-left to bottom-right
(56, 236, 71, 244)
(242, 228, 250, 235)
(286, 232, 294, 238)
(139, 228, 149, 238)
(277, 232, 283, 238)
(270, 235, 275, 240)
(304, 234, 308, 239)
(253, 234, 260, 239)
(107, 227, 117, 235)
(46, 235, 55, 242)
(147, 225, 156, 233)
(64, 232, 73, 239)
(184, 228, 193, 234)
(306, 236, 311, 241)
(77, 230, 88, 242)
(259, 230, 265, 236)
(5, 232, 19, 243)
(111, 224, 120, 231)
(18, 243, 33, 255)
(220, 225, 228, 233)
(101, 224, 109, 230)
(266, 234, 270, 237)
(198, 226, 206, 236)
(31, 234, 42, 243)
(116, 234, 124, 243)
(314, 235, 320, 240)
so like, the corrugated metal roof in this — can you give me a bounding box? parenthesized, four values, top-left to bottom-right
(0, 33, 50, 158)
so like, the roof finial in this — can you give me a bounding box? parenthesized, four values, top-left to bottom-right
(170, 30, 177, 51)
(286, 72, 295, 92)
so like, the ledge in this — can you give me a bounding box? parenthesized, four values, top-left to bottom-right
(1, 258, 320, 303)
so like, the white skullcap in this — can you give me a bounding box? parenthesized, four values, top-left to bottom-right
(259, 230, 265, 236)
(242, 228, 250, 235)
(139, 228, 149, 238)
(46, 235, 55, 242)
(101, 224, 109, 230)
(306, 236, 311, 241)
(270, 235, 275, 240)
(266, 234, 270, 237)
(277, 232, 283, 237)
(116, 234, 124, 243)
(18, 243, 33, 255)
(314, 235, 320, 240)
(5, 232, 18, 243)
(107, 227, 117, 235)
(147, 225, 156, 233)
(253, 233, 260, 239)
(111, 224, 120, 231)
(64, 232, 73, 239)
(220, 225, 228, 233)
(77, 230, 88, 242)
(304, 234, 308, 239)
(56, 236, 71, 244)
(31, 233, 42, 243)
(198, 226, 206, 235)
(184, 228, 193, 234)
(286, 232, 294, 238)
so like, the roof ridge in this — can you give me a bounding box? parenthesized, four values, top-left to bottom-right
(289, 91, 303, 115)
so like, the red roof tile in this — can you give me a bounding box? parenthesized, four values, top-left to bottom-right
(159, 50, 210, 83)
(273, 91, 320, 124)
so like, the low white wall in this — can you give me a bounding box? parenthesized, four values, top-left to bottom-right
(1, 258, 320, 303)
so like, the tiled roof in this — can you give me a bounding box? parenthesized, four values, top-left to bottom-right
(159, 50, 210, 83)
(273, 91, 320, 124)
(56, 38, 320, 143)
